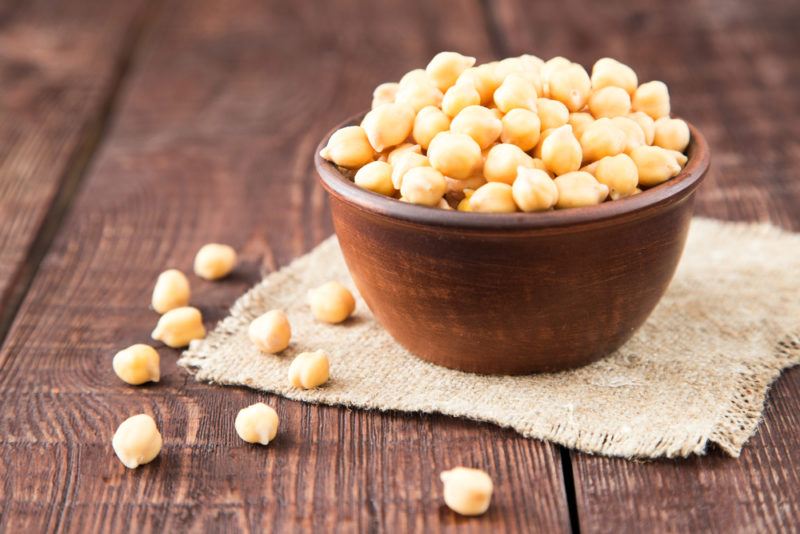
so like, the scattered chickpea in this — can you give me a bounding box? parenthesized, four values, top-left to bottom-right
(112, 414, 162, 469)
(372, 82, 398, 109)
(512, 167, 559, 212)
(288, 350, 331, 389)
(493, 73, 538, 113)
(427, 132, 483, 180)
(151, 306, 206, 348)
(194, 243, 237, 280)
(547, 63, 591, 112)
(235, 403, 279, 445)
(653, 117, 691, 152)
(541, 125, 582, 176)
(630, 145, 682, 186)
(308, 281, 356, 324)
(536, 97, 569, 130)
(440, 467, 493, 516)
(426, 51, 476, 92)
(554, 171, 609, 208)
(413, 106, 451, 150)
(579, 118, 627, 162)
(112, 344, 160, 385)
(355, 161, 395, 196)
(442, 82, 482, 118)
(319, 125, 375, 169)
(400, 166, 447, 206)
(469, 182, 517, 213)
(450, 105, 503, 149)
(362, 103, 415, 152)
(483, 143, 534, 185)
(590, 57, 638, 94)
(594, 154, 639, 197)
(151, 269, 190, 314)
(501, 108, 541, 151)
(632, 81, 671, 119)
(248, 309, 292, 354)
(588, 86, 631, 118)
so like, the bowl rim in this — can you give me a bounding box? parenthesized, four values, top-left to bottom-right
(315, 111, 710, 230)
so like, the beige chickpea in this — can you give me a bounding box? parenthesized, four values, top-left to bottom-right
(494, 56, 544, 96)
(440, 467, 493, 516)
(442, 82, 481, 118)
(536, 98, 569, 131)
(386, 143, 421, 165)
(112, 414, 162, 469)
(319, 126, 375, 169)
(610, 187, 642, 200)
(151, 306, 205, 348)
(427, 132, 483, 180)
(500, 108, 541, 151)
(288, 350, 330, 389)
(426, 51, 476, 92)
(533, 127, 554, 159)
(610, 116, 647, 153)
(412, 106, 451, 150)
(512, 167, 559, 212)
(194, 243, 237, 280)
(554, 171, 609, 208)
(666, 148, 689, 167)
(235, 403, 279, 445)
(579, 118, 627, 162)
(627, 111, 656, 145)
(547, 63, 591, 112)
(355, 161, 395, 196)
(588, 86, 631, 118)
(400, 166, 447, 206)
(456, 189, 475, 211)
(630, 145, 682, 186)
(151, 269, 190, 314)
(450, 105, 503, 149)
(308, 281, 356, 324)
(399, 69, 431, 88)
(372, 82, 398, 108)
(493, 73, 538, 113)
(594, 154, 639, 197)
(568, 112, 595, 140)
(391, 152, 430, 189)
(112, 344, 160, 385)
(541, 124, 582, 176)
(590, 57, 638, 94)
(395, 76, 443, 113)
(362, 103, 415, 152)
(456, 64, 500, 105)
(469, 182, 517, 213)
(483, 143, 534, 185)
(445, 175, 487, 195)
(248, 309, 291, 354)
(541, 56, 572, 95)
(653, 117, 690, 152)
(632, 81, 670, 119)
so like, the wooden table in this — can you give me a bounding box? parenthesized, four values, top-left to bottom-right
(0, 0, 797, 531)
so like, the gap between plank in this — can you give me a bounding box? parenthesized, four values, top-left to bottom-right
(0, 0, 163, 354)
(560, 446, 582, 534)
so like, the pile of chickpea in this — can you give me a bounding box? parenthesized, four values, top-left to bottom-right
(320, 52, 691, 213)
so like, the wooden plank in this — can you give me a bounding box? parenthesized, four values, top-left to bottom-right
(0, 0, 153, 331)
(0, 0, 572, 531)
(490, 0, 800, 531)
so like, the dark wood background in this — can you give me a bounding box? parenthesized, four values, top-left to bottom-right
(0, 0, 798, 531)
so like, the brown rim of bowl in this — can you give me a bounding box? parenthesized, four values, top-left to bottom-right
(315, 111, 710, 231)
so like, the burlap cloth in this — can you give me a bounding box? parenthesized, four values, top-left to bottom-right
(179, 218, 800, 459)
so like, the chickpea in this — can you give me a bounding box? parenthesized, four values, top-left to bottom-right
(632, 81, 670, 119)
(554, 171, 609, 208)
(426, 51, 476, 92)
(547, 63, 591, 112)
(386, 143, 422, 165)
(288, 350, 330, 389)
(450, 105, 503, 149)
(456, 190, 475, 211)
(610, 187, 642, 200)
(536, 98, 569, 131)
(541, 125, 582, 176)
(590, 57, 638, 94)
(399, 69, 432, 88)
(653, 117, 690, 152)
(541, 56, 572, 96)
(594, 154, 639, 197)
(440, 467, 493, 516)
(412, 106, 451, 150)
(355, 161, 395, 196)
(391, 152, 430, 189)
(512, 167, 559, 212)
(483, 143, 534, 185)
(194, 243, 237, 280)
(437, 198, 454, 210)
(533, 127, 555, 159)
(627, 111, 656, 145)
(442, 82, 481, 118)
(112, 344, 160, 385)
(248, 309, 292, 354)
(151, 269, 190, 314)
(588, 86, 631, 118)
(568, 112, 595, 140)
(151, 306, 206, 348)
(493, 73, 538, 113)
(427, 132, 483, 180)
(445, 175, 487, 194)
(400, 166, 447, 206)
(579, 118, 627, 162)
(530, 157, 550, 174)
(235, 403, 279, 445)
(112, 414, 162, 469)
(469, 182, 517, 213)
(610, 116, 646, 153)
(630, 145, 682, 186)
(372, 82, 398, 109)
(319, 125, 375, 169)
(395, 77, 443, 113)
(308, 281, 356, 324)
(666, 148, 689, 167)
(362, 103, 415, 152)
(497, 108, 540, 151)
(456, 64, 500, 105)
(494, 56, 544, 96)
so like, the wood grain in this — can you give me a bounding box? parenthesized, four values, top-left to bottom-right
(0, 0, 571, 531)
(489, 0, 800, 531)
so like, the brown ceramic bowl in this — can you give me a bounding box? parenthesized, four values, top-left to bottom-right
(315, 113, 710, 374)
